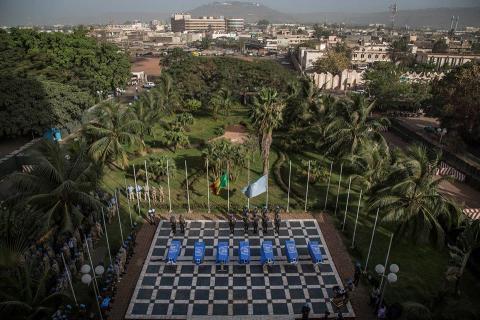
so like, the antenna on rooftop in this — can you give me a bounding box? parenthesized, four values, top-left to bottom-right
(454, 16, 459, 32)
(449, 15, 455, 31)
(389, 2, 398, 30)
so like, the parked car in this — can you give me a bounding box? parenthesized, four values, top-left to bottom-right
(143, 82, 155, 89)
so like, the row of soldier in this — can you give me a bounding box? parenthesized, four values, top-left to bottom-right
(127, 185, 165, 204)
(168, 206, 283, 235)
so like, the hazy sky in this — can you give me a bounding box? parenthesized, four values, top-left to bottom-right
(1, 0, 478, 25)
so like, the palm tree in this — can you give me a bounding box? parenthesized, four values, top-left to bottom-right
(83, 102, 143, 169)
(251, 87, 286, 175)
(8, 140, 103, 234)
(164, 128, 189, 151)
(323, 95, 389, 157)
(210, 88, 234, 118)
(369, 145, 460, 245)
(0, 262, 71, 319)
(133, 90, 164, 138)
(158, 74, 180, 113)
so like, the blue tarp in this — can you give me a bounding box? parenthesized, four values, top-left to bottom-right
(308, 241, 323, 264)
(285, 240, 298, 264)
(194, 241, 206, 265)
(216, 242, 229, 264)
(101, 297, 111, 309)
(239, 241, 250, 264)
(167, 240, 181, 263)
(260, 241, 274, 265)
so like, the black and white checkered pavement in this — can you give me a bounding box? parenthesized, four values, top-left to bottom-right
(126, 219, 355, 319)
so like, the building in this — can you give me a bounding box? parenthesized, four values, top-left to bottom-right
(298, 44, 327, 71)
(415, 52, 480, 68)
(226, 18, 245, 31)
(351, 43, 390, 64)
(171, 14, 226, 32)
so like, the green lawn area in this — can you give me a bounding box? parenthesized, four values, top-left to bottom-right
(94, 104, 480, 318)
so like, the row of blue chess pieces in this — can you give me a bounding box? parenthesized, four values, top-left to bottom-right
(166, 239, 323, 266)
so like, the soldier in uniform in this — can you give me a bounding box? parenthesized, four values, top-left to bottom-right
(242, 214, 249, 233)
(135, 185, 142, 202)
(274, 212, 281, 234)
(228, 213, 236, 234)
(242, 206, 249, 219)
(127, 185, 135, 201)
(252, 215, 259, 234)
(169, 214, 177, 234)
(144, 184, 150, 202)
(262, 213, 269, 234)
(151, 186, 157, 204)
(159, 186, 165, 203)
(179, 214, 186, 233)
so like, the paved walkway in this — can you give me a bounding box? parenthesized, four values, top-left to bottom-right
(109, 212, 371, 319)
(109, 219, 158, 320)
(314, 212, 375, 320)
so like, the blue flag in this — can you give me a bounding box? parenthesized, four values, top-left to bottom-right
(242, 175, 267, 198)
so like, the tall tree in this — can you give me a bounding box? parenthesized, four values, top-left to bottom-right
(83, 102, 143, 168)
(251, 87, 286, 175)
(313, 50, 350, 75)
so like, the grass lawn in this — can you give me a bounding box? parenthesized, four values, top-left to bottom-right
(91, 105, 480, 318)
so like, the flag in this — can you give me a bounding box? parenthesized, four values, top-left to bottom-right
(210, 172, 229, 195)
(242, 175, 267, 198)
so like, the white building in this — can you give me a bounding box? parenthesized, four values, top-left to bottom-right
(351, 43, 391, 64)
(416, 52, 480, 68)
(298, 44, 328, 71)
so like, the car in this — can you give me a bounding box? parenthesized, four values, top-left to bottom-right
(143, 82, 155, 89)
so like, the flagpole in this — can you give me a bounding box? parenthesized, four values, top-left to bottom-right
(144, 160, 151, 209)
(265, 159, 269, 209)
(133, 165, 141, 215)
(379, 233, 394, 288)
(61, 252, 78, 306)
(101, 208, 113, 267)
(334, 163, 343, 216)
(124, 177, 133, 227)
(351, 189, 363, 248)
(167, 159, 172, 213)
(227, 162, 230, 212)
(287, 160, 291, 213)
(115, 190, 124, 244)
(324, 161, 333, 211)
(185, 160, 191, 213)
(364, 207, 380, 273)
(304, 160, 310, 212)
(342, 177, 352, 231)
(247, 159, 250, 210)
(207, 158, 210, 213)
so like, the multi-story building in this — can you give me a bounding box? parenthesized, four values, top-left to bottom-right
(171, 14, 226, 32)
(351, 43, 391, 64)
(226, 18, 245, 31)
(415, 52, 480, 68)
(298, 44, 328, 71)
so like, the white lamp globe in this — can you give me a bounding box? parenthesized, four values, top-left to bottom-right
(390, 264, 399, 274)
(95, 265, 105, 276)
(387, 273, 398, 283)
(375, 264, 385, 275)
(81, 273, 92, 285)
(80, 264, 91, 274)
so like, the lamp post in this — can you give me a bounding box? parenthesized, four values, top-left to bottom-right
(375, 263, 399, 308)
(80, 263, 105, 320)
(437, 127, 447, 145)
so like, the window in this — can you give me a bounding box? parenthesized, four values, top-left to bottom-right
(361, 54, 364, 58)
(375, 55, 378, 58)
(368, 54, 372, 58)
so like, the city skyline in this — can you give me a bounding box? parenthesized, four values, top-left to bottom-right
(1, 0, 479, 26)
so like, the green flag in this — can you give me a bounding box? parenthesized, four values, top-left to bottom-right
(219, 172, 229, 188)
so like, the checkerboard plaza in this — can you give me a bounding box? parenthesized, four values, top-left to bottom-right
(126, 219, 355, 319)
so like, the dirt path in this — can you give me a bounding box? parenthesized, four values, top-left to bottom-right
(212, 124, 248, 144)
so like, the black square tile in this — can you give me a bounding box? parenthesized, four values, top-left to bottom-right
(186, 239, 196, 246)
(233, 277, 247, 287)
(233, 303, 249, 315)
(174, 289, 190, 301)
(251, 276, 265, 286)
(252, 289, 266, 300)
(305, 276, 320, 286)
(253, 303, 269, 315)
(142, 276, 156, 286)
(292, 229, 304, 236)
(268, 276, 283, 286)
(233, 289, 247, 300)
(269, 265, 281, 273)
(194, 289, 209, 300)
(196, 276, 211, 287)
(270, 289, 286, 300)
(163, 265, 177, 274)
(218, 229, 230, 237)
(296, 238, 307, 246)
(301, 264, 315, 273)
(279, 229, 289, 236)
(146, 264, 160, 273)
(249, 238, 260, 246)
(204, 221, 215, 229)
(304, 221, 315, 227)
(323, 275, 337, 285)
(284, 264, 299, 273)
(307, 228, 319, 235)
(272, 303, 289, 314)
(131, 303, 148, 315)
(287, 276, 301, 286)
(214, 289, 228, 300)
(198, 265, 212, 274)
(292, 303, 305, 314)
(159, 276, 174, 286)
(319, 264, 333, 273)
(178, 277, 193, 286)
(151, 303, 169, 315)
(136, 288, 153, 299)
(181, 265, 194, 274)
(215, 277, 229, 286)
(251, 248, 260, 256)
(192, 303, 209, 315)
(308, 288, 324, 299)
(289, 289, 305, 299)
(156, 238, 168, 246)
(250, 265, 264, 274)
(172, 303, 188, 315)
(184, 248, 194, 256)
(156, 289, 171, 300)
(212, 304, 228, 315)
(204, 229, 215, 236)
(312, 302, 328, 314)
(158, 229, 171, 236)
(233, 265, 246, 273)
(290, 221, 301, 227)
